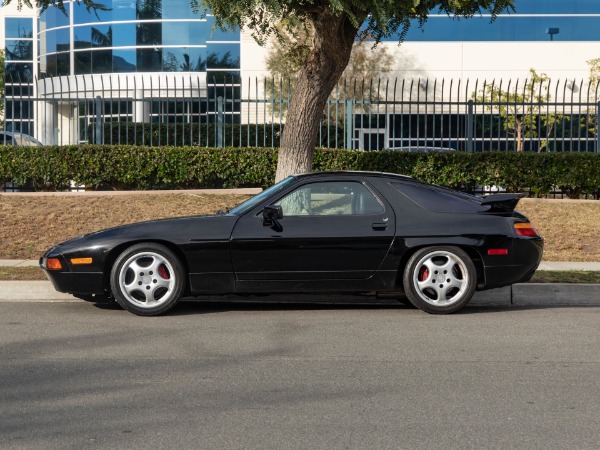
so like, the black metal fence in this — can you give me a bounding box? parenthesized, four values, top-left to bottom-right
(2, 74, 599, 152)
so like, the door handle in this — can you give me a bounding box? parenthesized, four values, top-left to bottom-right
(372, 222, 388, 231)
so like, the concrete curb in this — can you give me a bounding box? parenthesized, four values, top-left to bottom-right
(470, 284, 600, 307)
(0, 281, 78, 302)
(512, 283, 600, 306)
(1, 280, 599, 307)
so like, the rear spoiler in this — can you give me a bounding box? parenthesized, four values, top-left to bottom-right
(480, 193, 525, 212)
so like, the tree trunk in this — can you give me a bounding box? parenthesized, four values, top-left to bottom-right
(274, 11, 361, 182)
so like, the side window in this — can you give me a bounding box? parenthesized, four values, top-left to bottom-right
(0, 135, 14, 145)
(275, 181, 384, 216)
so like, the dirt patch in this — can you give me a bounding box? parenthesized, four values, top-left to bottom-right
(517, 199, 600, 262)
(1, 193, 599, 262)
(0, 193, 251, 260)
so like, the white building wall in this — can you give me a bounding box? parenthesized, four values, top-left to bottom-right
(389, 41, 600, 82)
(240, 28, 600, 106)
(239, 29, 272, 124)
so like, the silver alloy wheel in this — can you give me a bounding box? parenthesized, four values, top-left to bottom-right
(411, 250, 470, 307)
(117, 251, 177, 309)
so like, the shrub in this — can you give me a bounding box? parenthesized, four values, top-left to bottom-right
(1, 145, 599, 197)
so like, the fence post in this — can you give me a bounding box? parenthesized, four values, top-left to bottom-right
(95, 96, 103, 145)
(597, 102, 600, 153)
(345, 100, 353, 150)
(466, 99, 474, 152)
(217, 96, 224, 148)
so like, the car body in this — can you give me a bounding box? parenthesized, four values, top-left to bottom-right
(40, 171, 543, 315)
(0, 131, 43, 146)
(386, 146, 456, 152)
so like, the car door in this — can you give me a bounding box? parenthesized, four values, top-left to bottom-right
(230, 179, 395, 282)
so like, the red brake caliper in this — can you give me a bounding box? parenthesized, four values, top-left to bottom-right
(158, 264, 170, 280)
(419, 267, 429, 282)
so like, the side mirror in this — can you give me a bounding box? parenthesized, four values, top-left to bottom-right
(262, 205, 283, 229)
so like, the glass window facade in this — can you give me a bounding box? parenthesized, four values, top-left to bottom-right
(206, 44, 240, 69)
(383, 0, 600, 42)
(163, 48, 206, 72)
(38, 0, 240, 76)
(5, 17, 34, 38)
(5, 62, 34, 82)
(4, 17, 35, 135)
(6, 40, 33, 61)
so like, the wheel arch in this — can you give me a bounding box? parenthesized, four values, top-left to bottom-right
(102, 240, 191, 295)
(396, 244, 485, 292)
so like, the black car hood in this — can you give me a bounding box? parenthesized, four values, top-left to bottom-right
(57, 214, 238, 249)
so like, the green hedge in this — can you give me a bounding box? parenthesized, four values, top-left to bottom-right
(1, 145, 599, 197)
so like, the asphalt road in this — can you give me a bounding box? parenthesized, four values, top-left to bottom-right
(1, 300, 600, 450)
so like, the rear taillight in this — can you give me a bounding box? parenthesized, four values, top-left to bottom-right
(514, 222, 540, 238)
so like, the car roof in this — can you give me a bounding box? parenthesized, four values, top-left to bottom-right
(0, 131, 43, 145)
(292, 170, 413, 181)
(291, 170, 485, 202)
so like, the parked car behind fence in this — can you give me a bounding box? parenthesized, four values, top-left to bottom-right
(0, 131, 42, 146)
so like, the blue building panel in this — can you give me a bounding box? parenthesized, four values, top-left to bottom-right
(378, 0, 600, 42)
(399, 16, 600, 41)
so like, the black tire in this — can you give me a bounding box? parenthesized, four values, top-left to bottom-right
(110, 243, 185, 316)
(403, 246, 476, 314)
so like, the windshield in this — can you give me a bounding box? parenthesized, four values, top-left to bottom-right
(228, 176, 296, 215)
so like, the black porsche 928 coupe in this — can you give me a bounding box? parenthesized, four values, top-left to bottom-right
(41, 171, 543, 316)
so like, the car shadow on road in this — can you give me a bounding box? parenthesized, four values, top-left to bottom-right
(92, 295, 416, 315)
(174, 297, 415, 316)
(91, 296, 600, 316)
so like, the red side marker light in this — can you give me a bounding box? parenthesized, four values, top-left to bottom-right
(514, 222, 540, 237)
(488, 249, 509, 256)
(46, 258, 63, 270)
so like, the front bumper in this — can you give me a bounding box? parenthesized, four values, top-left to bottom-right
(40, 254, 105, 295)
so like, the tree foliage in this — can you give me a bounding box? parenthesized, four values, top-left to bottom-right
(191, 0, 515, 46)
(471, 69, 561, 152)
(265, 21, 394, 120)
(588, 58, 600, 94)
(191, 0, 516, 180)
(2, 0, 108, 14)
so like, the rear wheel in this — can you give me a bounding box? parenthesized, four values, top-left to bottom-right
(403, 246, 476, 314)
(110, 243, 185, 316)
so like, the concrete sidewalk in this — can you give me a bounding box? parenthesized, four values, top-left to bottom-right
(1, 260, 599, 307)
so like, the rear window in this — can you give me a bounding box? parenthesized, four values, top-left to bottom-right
(391, 182, 486, 213)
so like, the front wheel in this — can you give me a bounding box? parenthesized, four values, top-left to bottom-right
(110, 243, 185, 316)
(403, 246, 476, 314)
